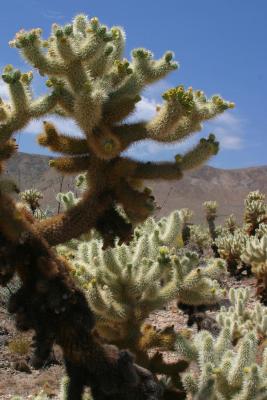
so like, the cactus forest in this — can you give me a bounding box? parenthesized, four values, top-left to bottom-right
(0, 12, 266, 400)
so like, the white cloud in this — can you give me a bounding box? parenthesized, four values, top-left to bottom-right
(220, 135, 242, 149)
(143, 79, 171, 100)
(126, 96, 157, 123)
(25, 116, 83, 137)
(208, 112, 244, 150)
(0, 81, 9, 101)
(126, 136, 199, 160)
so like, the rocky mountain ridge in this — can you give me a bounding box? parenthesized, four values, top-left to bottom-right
(4, 152, 267, 224)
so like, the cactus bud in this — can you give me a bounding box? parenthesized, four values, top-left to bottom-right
(165, 51, 174, 62)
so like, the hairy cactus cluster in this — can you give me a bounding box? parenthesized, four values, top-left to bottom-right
(50, 209, 224, 396)
(188, 225, 212, 254)
(19, 188, 43, 213)
(224, 214, 238, 235)
(244, 191, 267, 236)
(241, 235, 267, 304)
(217, 288, 267, 344)
(66, 211, 226, 346)
(175, 328, 267, 399)
(215, 229, 250, 277)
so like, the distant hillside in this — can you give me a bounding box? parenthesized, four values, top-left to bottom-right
(4, 152, 267, 224)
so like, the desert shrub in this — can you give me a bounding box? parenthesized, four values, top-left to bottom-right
(8, 335, 31, 355)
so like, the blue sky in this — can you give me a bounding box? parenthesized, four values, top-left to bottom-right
(0, 0, 266, 169)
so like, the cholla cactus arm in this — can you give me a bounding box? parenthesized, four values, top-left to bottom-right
(49, 155, 91, 174)
(104, 49, 178, 121)
(37, 189, 112, 245)
(129, 159, 183, 180)
(0, 66, 58, 145)
(56, 191, 79, 211)
(38, 122, 89, 155)
(114, 89, 233, 146)
(0, 138, 18, 162)
(179, 134, 219, 171)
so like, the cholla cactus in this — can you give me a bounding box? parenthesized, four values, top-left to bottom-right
(203, 201, 219, 257)
(132, 209, 182, 248)
(224, 214, 238, 234)
(56, 190, 79, 211)
(33, 207, 52, 220)
(70, 218, 226, 350)
(56, 173, 89, 212)
(179, 208, 194, 246)
(203, 201, 217, 220)
(68, 230, 225, 395)
(189, 225, 212, 254)
(215, 229, 250, 277)
(241, 235, 267, 304)
(217, 288, 267, 343)
(75, 172, 88, 192)
(19, 188, 43, 214)
(0, 13, 234, 247)
(175, 328, 267, 399)
(244, 191, 267, 236)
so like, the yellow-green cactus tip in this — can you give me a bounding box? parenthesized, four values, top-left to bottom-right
(49, 159, 55, 167)
(103, 140, 114, 153)
(175, 154, 182, 163)
(159, 246, 169, 255)
(46, 80, 53, 88)
(212, 368, 221, 375)
(3, 64, 14, 73)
